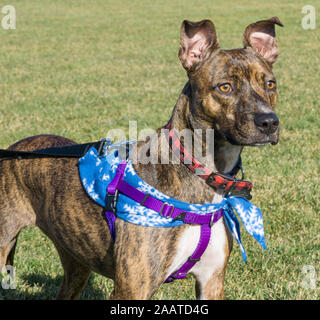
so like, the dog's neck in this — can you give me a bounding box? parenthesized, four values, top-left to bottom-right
(133, 81, 243, 203)
(167, 82, 243, 174)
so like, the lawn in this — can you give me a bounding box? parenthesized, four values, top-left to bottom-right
(0, 0, 319, 300)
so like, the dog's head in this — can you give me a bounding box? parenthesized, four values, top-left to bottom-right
(179, 17, 283, 146)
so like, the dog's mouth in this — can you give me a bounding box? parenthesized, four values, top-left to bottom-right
(247, 138, 278, 146)
(246, 129, 280, 146)
(223, 129, 279, 147)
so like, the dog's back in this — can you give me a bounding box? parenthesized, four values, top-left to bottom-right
(7, 134, 77, 152)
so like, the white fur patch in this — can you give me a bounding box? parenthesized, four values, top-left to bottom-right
(166, 192, 228, 299)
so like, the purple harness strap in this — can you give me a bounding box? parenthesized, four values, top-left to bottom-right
(105, 161, 224, 283)
(104, 162, 127, 241)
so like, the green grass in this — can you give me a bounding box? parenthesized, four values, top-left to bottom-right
(0, 0, 319, 300)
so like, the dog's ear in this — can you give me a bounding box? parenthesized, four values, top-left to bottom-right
(243, 16, 283, 65)
(179, 19, 219, 72)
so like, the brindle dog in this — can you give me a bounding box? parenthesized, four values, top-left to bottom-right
(0, 17, 282, 299)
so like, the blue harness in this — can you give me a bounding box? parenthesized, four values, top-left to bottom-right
(78, 145, 267, 262)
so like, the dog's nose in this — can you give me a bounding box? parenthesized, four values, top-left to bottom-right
(254, 113, 279, 134)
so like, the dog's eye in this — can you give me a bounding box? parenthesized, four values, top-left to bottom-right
(218, 83, 232, 94)
(266, 80, 276, 90)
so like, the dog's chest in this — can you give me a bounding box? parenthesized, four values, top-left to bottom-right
(166, 192, 228, 285)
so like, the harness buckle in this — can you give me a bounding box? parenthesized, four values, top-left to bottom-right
(229, 188, 252, 200)
(105, 190, 119, 213)
(159, 202, 175, 218)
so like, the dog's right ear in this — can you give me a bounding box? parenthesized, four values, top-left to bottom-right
(179, 19, 219, 73)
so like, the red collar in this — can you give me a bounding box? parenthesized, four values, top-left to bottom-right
(164, 121, 253, 199)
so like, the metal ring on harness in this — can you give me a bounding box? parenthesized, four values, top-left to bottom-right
(159, 202, 175, 218)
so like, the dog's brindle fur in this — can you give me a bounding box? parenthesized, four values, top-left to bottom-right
(0, 17, 282, 299)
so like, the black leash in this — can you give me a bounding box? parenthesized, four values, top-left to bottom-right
(0, 140, 107, 162)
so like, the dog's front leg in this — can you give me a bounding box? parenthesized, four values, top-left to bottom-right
(110, 260, 156, 300)
(110, 221, 171, 300)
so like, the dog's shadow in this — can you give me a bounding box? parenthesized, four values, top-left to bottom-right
(0, 273, 109, 300)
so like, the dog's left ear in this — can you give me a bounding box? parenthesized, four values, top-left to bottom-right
(243, 16, 283, 65)
(179, 19, 219, 73)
